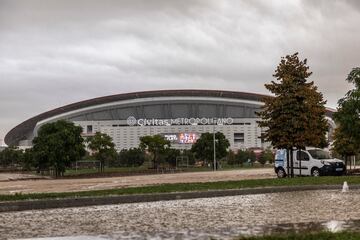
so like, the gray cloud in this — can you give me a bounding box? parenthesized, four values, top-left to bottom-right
(1, 0, 359, 142)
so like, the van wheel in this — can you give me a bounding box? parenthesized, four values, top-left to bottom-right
(311, 168, 320, 177)
(277, 168, 286, 178)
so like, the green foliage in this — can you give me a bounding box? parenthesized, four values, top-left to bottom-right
(191, 132, 230, 163)
(22, 148, 34, 171)
(181, 149, 195, 165)
(86, 132, 117, 171)
(117, 148, 146, 167)
(257, 53, 328, 177)
(236, 149, 256, 165)
(139, 135, 171, 169)
(258, 148, 274, 165)
(332, 126, 357, 157)
(258, 53, 328, 149)
(333, 67, 360, 158)
(235, 149, 247, 166)
(226, 149, 257, 166)
(226, 150, 237, 165)
(0, 146, 23, 168)
(346, 67, 360, 88)
(161, 148, 181, 167)
(32, 120, 85, 177)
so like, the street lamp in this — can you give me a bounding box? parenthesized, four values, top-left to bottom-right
(213, 122, 216, 171)
(212, 117, 224, 171)
(213, 118, 222, 171)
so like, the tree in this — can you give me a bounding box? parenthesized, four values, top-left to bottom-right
(22, 148, 34, 171)
(86, 132, 117, 172)
(161, 148, 181, 167)
(139, 135, 171, 169)
(0, 146, 23, 168)
(117, 148, 146, 167)
(332, 126, 357, 169)
(257, 53, 328, 177)
(32, 120, 85, 177)
(182, 149, 195, 166)
(191, 132, 230, 168)
(333, 67, 360, 169)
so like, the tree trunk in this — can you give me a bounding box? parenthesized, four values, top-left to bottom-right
(299, 148, 302, 177)
(153, 153, 157, 169)
(349, 155, 352, 170)
(344, 155, 348, 173)
(286, 149, 290, 178)
(290, 148, 294, 178)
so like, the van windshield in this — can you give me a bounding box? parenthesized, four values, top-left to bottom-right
(308, 149, 331, 159)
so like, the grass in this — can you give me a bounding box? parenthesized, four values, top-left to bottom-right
(0, 175, 359, 202)
(238, 231, 360, 240)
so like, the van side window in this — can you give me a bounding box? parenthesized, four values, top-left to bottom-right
(297, 151, 310, 161)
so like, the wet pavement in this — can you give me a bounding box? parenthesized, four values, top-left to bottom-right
(1, 189, 360, 239)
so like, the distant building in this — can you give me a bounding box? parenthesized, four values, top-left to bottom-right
(5, 90, 336, 151)
(0, 139, 6, 152)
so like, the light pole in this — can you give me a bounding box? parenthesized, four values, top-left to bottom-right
(213, 118, 216, 171)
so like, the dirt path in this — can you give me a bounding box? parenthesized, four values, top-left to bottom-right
(0, 168, 275, 194)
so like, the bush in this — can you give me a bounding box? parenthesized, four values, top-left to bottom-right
(117, 148, 146, 167)
(235, 149, 256, 166)
(258, 148, 274, 165)
(227, 150, 237, 165)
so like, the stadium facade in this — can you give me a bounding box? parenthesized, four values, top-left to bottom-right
(5, 90, 336, 151)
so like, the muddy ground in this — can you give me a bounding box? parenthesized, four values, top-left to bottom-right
(0, 168, 274, 194)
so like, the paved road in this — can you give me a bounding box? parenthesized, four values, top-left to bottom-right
(0, 168, 275, 194)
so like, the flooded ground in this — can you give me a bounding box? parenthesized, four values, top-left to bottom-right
(1, 189, 360, 239)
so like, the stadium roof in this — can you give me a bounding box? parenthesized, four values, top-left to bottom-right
(5, 89, 334, 146)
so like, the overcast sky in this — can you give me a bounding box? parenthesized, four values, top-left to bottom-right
(1, 0, 360, 144)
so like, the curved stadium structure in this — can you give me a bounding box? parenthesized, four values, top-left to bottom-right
(5, 90, 335, 151)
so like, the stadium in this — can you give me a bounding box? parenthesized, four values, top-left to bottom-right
(5, 89, 336, 151)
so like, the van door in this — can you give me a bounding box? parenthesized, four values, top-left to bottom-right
(293, 150, 301, 175)
(296, 150, 311, 176)
(275, 149, 287, 175)
(289, 150, 301, 176)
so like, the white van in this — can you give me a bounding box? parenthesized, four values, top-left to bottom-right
(274, 148, 345, 178)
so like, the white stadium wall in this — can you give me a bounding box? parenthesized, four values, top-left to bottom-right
(5, 90, 334, 151)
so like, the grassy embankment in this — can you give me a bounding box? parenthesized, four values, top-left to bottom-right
(0, 175, 359, 202)
(239, 231, 360, 240)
